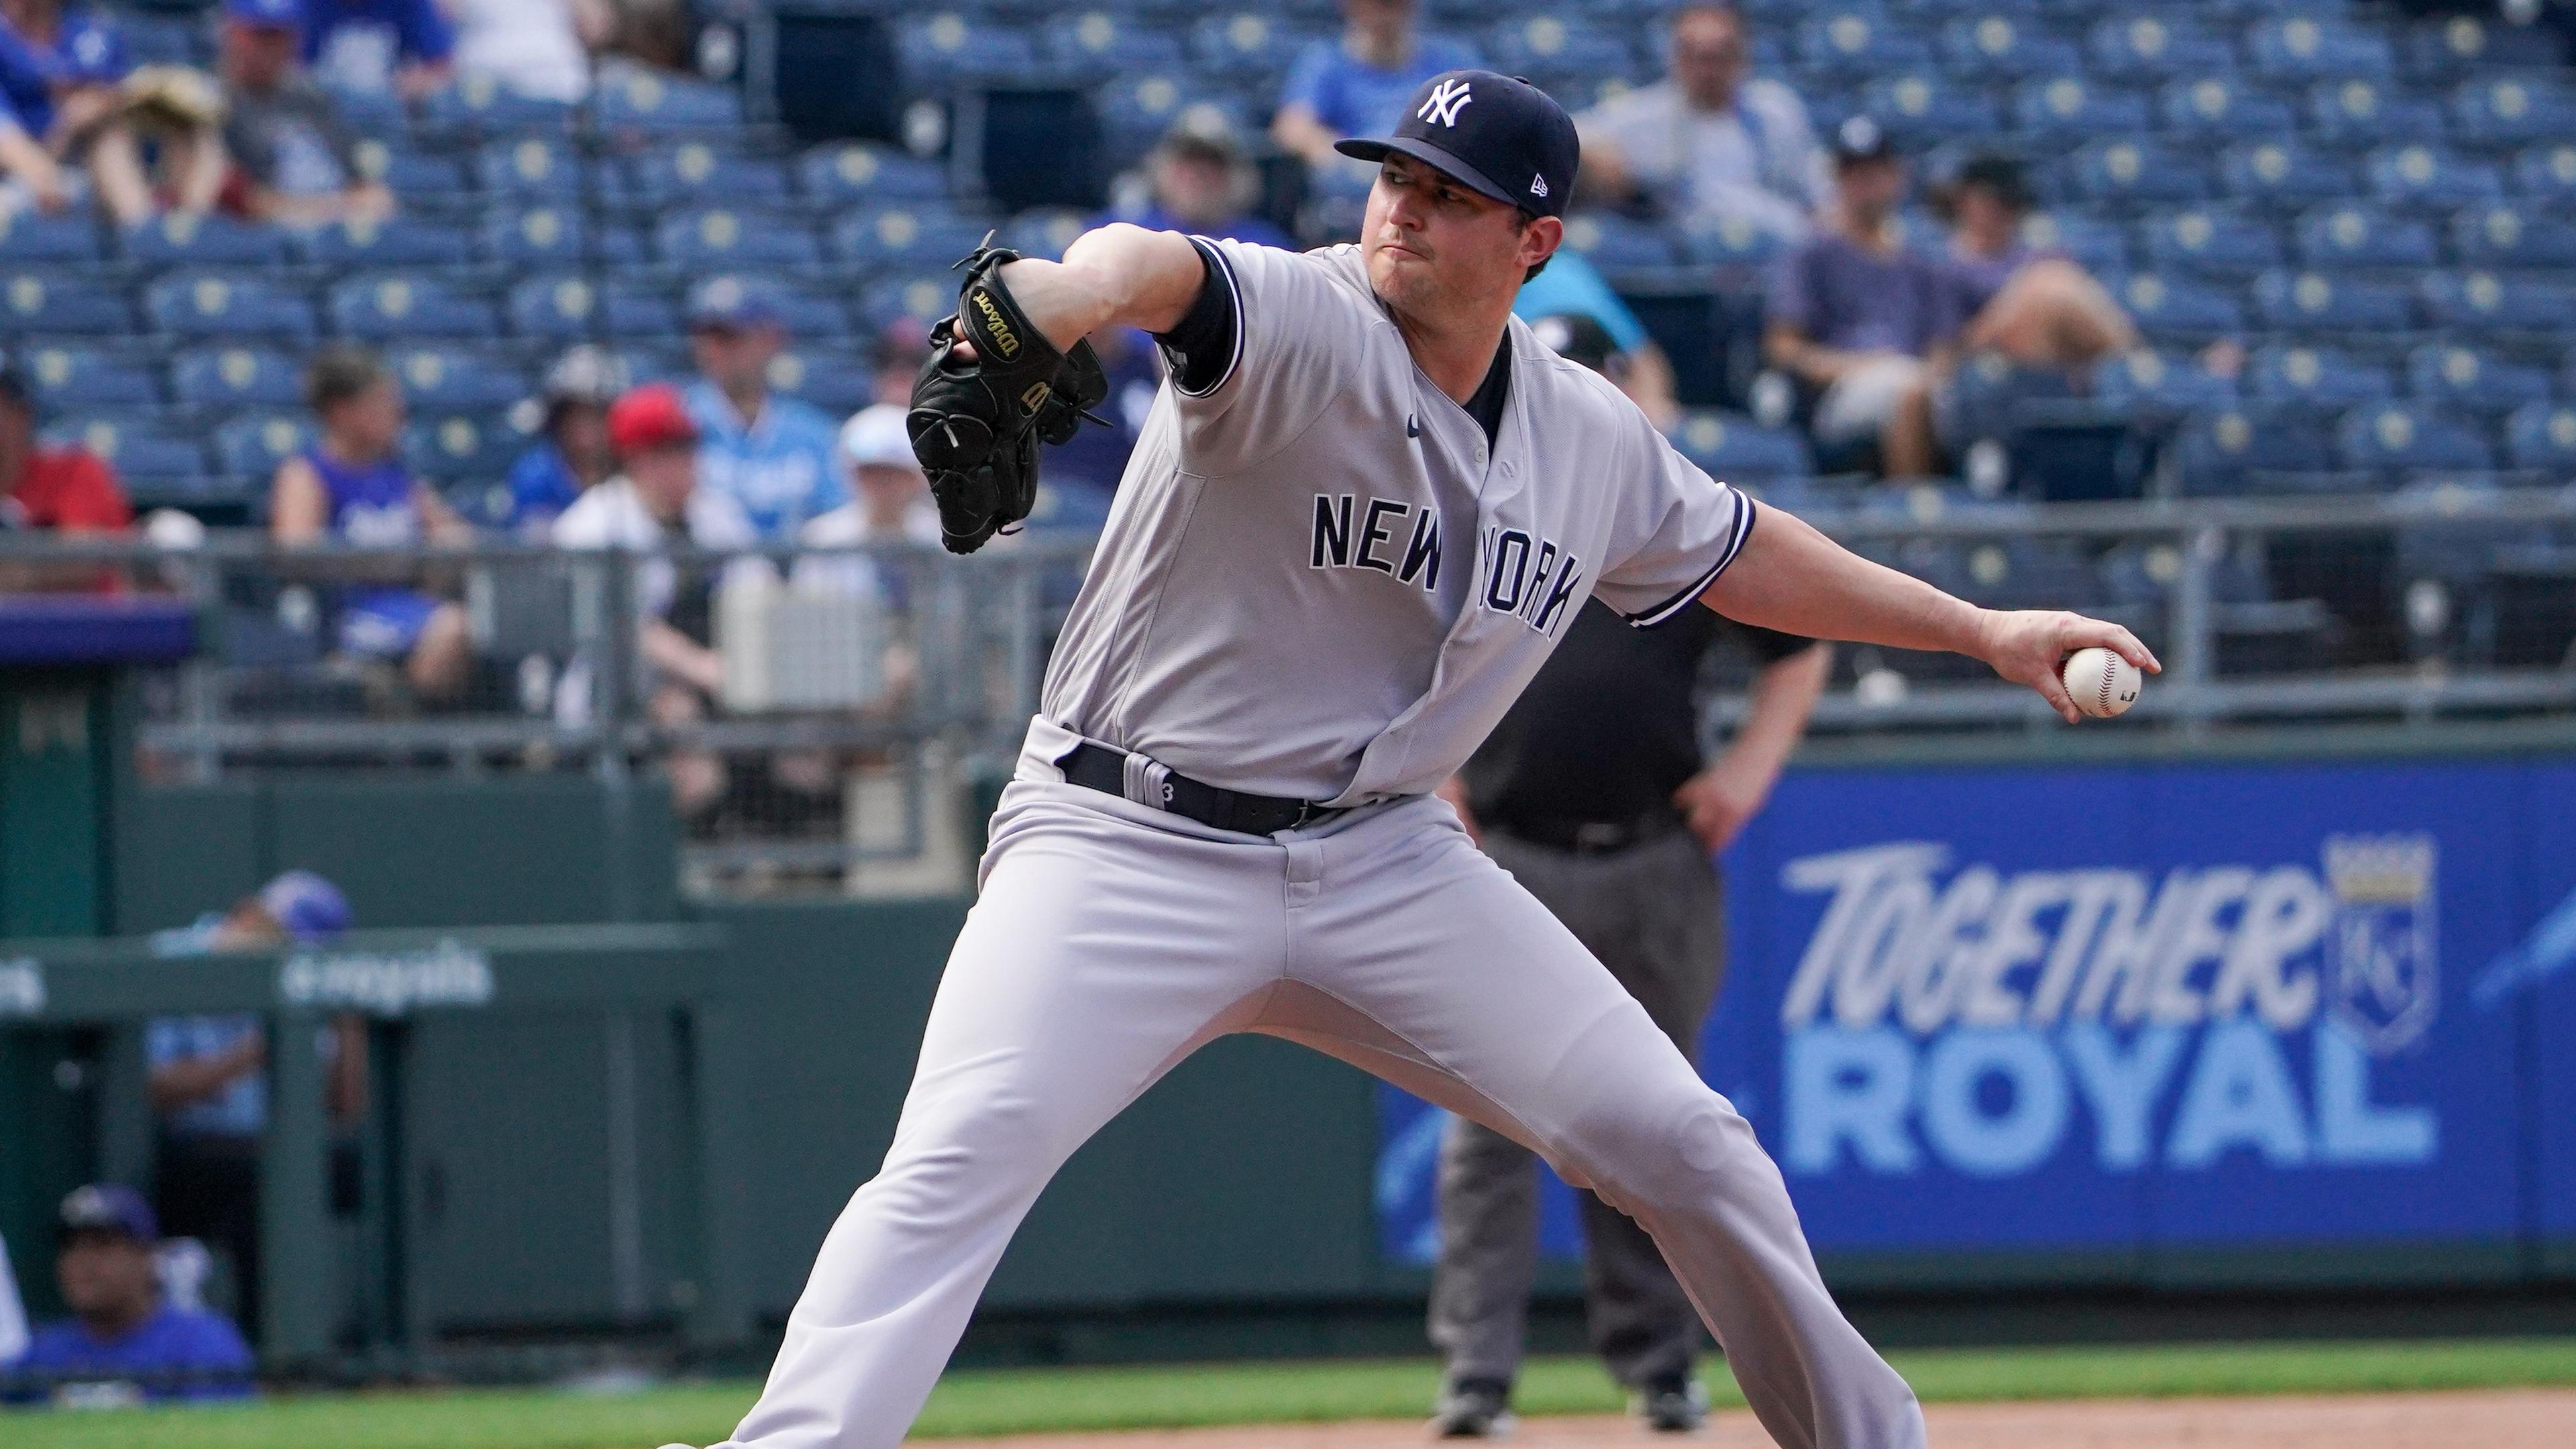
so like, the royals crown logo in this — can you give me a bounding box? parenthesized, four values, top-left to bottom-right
(2324, 833, 2438, 1055)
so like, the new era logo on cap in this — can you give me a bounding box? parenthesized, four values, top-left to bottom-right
(1530, 174, 1549, 198)
(1335, 70, 1580, 220)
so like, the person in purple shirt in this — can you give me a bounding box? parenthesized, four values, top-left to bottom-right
(11, 1185, 254, 1406)
(301, 0, 452, 101)
(1273, 0, 1474, 173)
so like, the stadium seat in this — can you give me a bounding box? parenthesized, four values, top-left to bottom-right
(0, 209, 99, 264)
(1667, 410, 1813, 481)
(598, 279, 683, 339)
(2244, 14, 2394, 79)
(592, 68, 745, 131)
(2449, 78, 2576, 148)
(2088, 15, 2232, 78)
(2505, 400, 2576, 471)
(2173, 406, 2337, 493)
(350, 140, 468, 201)
(120, 212, 291, 267)
(174, 347, 303, 411)
(506, 273, 602, 343)
(763, 347, 877, 417)
(2512, 142, 2576, 205)
(2404, 13, 2568, 76)
(2114, 272, 2244, 336)
(2247, 345, 2394, 410)
(482, 205, 591, 268)
(1189, 12, 1322, 77)
(1675, 212, 1786, 269)
(2017, 213, 2127, 276)
(2421, 272, 2576, 333)
(0, 270, 131, 335)
(1861, 74, 2001, 142)
(2366, 145, 2503, 209)
(2141, 209, 2284, 279)
(2069, 141, 2210, 205)
(2406, 344, 2555, 416)
(51, 415, 207, 480)
(2451, 203, 2576, 269)
(1796, 11, 1933, 76)
(294, 214, 476, 268)
(903, 13, 1046, 80)
(146, 272, 316, 342)
(322, 83, 405, 140)
(22, 345, 160, 408)
(390, 347, 531, 412)
(2157, 77, 2299, 140)
(1558, 213, 1680, 270)
(625, 141, 796, 208)
(475, 134, 586, 197)
(2335, 403, 2494, 474)
(1940, 13, 2079, 78)
(858, 271, 957, 330)
(796, 143, 952, 208)
(2092, 349, 2238, 413)
(2304, 78, 2446, 148)
(419, 72, 576, 136)
(1044, 12, 1187, 72)
(2253, 270, 2416, 331)
(829, 206, 1004, 268)
(2218, 142, 2356, 207)
(2292, 205, 2438, 268)
(655, 208, 824, 268)
(2013, 78, 2150, 138)
(405, 411, 527, 482)
(213, 412, 315, 481)
(329, 275, 499, 341)
(1000, 207, 1091, 260)
(1484, 14, 1636, 78)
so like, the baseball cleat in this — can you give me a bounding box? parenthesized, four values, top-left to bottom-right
(1431, 1377, 1515, 1438)
(1633, 1375, 1709, 1433)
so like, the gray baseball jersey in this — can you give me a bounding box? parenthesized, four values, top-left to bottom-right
(1042, 237, 1756, 805)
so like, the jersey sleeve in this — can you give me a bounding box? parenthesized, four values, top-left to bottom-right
(1590, 413, 1758, 628)
(1153, 237, 1354, 477)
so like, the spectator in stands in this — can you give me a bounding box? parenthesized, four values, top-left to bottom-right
(0, 351, 129, 593)
(447, 0, 590, 103)
(0, 1226, 28, 1368)
(868, 319, 928, 410)
(301, 0, 452, 102)
(506, 345, 627, 537)
(553, 384, 757, 826)
(216, 0, 392, 227)
(0, 0, 168, 225)
(1273, 0, 1474, 170)
(684, 275, 846, 541)
(109, 64, 231, 221)
(584, 0, 690, 76)
(1578, 3, 1829, 245)
(1120, 111, 1293, 249)
(270, 346, 474, 702)
(10, 1185, 254, 1405)
(1762, 118, 1949, 476)
(1513, 251, 1682, 429)
(801, 405, 937, 566)
(144, 870, 362, 1347)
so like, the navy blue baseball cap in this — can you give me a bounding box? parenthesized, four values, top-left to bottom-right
(60, 1183, 158, 1243)
(1336, 70, 1580, 219)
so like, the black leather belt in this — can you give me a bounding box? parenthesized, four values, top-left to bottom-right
(1495, 809, 1684, 856)
(1055, 741, 1344, 836)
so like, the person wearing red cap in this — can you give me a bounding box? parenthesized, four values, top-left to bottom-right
(551, 384, 757, 824)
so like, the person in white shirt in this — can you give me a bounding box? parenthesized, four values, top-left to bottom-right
(795, 405, 939, 582)
(444, 0, 591, 102)
(1577, 3, 1831, 246)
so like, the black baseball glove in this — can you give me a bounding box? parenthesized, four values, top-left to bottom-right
(907, 234, 1109, 554)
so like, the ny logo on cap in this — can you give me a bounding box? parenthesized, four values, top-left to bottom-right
(1419, 78, 1473, 127)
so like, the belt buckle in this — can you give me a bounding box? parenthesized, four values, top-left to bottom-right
(1287, 800, 1316, 830)
(1572, 820, 1625, 853)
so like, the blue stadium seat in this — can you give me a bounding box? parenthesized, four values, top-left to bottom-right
(2069, 141, 2210, 205)
(655, 208, 823, 268)
(762, 347, 877, 417)
(598, 279, 682, 339)
(120, 213, 291, 267)
(1558, 213, 1680, 270)
(1861, 73, 2001, 142)
(350, 140, 468, 201)
(902, 13, 1046, 80)
(2505, 400, 2576, 471)
(593, 68, 745, 132)
(1940, 13, 2079, 78)
(2449, 78, 2576, 148)
(482, 205, 590, 268)
(293, 214, 476, 268)
(1675, 212, 1786, 269)
(2404, 13, 2568, 76)
(2013, 78, 2150, 138)
(2017, 213, 2127, 275)
(2247, 344, 2393, 410)
(2421, 272, 2576, 333)
(2173, 406, 2339, 493)
(213, 413, 315, 481)
(2407, 344, 2555, 417)
(506, 273, 602, 343)
(2142, 209, 2283, 278)
(405, 412, 525, 482)
(0, 209, 99, 264)
(321, 82, 405, 140)
(146, 272, 315, 342)
(0, 270, 131, 335)
(2117, 273, 2245, 335)
(2253, 270, 2416, 331)
(624, 141, 796, 208)
(390, 347, 531, 411)
(173, 347, 301, 411)
(2157, 77, 2299, 140)
(1000, 207, 1092, 260)
(829, 206, 1002, 268)
(2088, 15, 2232, 78)
(2093, 349, 2237, 413)
(796, 143, 952, 208)
(2336, 403, 2493, 474)
(2451, 203, 2576, 269)
(329, 274, 498, 341)
(1667, 410, 1813, 481)
(49, 416, 207, 481)
(1044, 12, 1187, 72)
(1796, 11, 1931, 76)
(2218, 142, 2355, 207)
(2304, 78, 2445, 148)
(1189, 12, 1324, 78)
(2366, 145, 2503, 209)
(475, 135, 586, 197)
(2514, 141, 2576, 205)
(2292, 205, 2438, 268)
(420, 72, 576, 136)
(858, 272, 957, 330)
(762, 284, 861, 342)
(2244, 14, 2394, 79)
(1485, 14, 1636, 78)
(22, 345, 160, 408)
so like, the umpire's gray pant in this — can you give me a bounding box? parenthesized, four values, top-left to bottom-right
(1430, 825, 1725, 1391)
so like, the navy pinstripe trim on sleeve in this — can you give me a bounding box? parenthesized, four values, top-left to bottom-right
(1623, 488, 1759, 629)
(1170, 235, 1245, 398)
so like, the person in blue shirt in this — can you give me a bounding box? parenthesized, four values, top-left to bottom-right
(12, 1185, 254, 1405)
(1273, 0, 1474, 173)
(1115, 111, 1293, 250)
(301, 0, 451, 101)
(507, 344, 626, 536)
(682, 275, 847, 540)
(0, 0, 155, 223)
(1510, 249, 1683, 427)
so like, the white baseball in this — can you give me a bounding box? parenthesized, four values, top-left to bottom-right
(2060, 647, 2141, 718)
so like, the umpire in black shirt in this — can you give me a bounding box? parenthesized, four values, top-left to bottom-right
(1428, 315, 1833, 1438)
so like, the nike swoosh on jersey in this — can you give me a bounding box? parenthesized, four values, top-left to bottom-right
(1405, 415, 1419, 438)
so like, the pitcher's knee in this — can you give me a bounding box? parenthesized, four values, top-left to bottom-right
(1560, 1083, 1755, 1216)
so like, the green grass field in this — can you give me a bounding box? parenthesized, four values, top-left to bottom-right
(11, 1338, 2576, 1449)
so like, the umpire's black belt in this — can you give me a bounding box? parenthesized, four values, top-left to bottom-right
(1055, 741, 1344, 836)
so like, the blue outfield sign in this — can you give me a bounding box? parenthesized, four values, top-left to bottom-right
(1377, 757, 2576, 1267)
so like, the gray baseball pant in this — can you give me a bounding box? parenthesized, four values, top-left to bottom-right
(716, 720, 1922, 1449)
(1430, 825, 1725, 1393)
